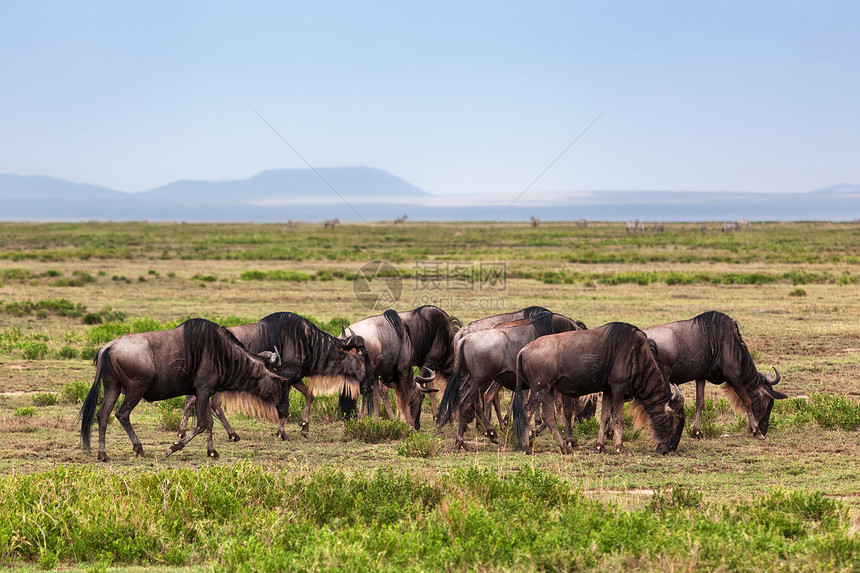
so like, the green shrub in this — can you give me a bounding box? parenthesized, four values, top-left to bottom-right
(14, 406, 37, 417)
(56, 345, 78, 359)
(240, 269, 313, 282)
(789, 288, 807, 297)
(397, 431, 442, 458)
(80, 346, 99, 361)
(83, 312, 103, 324)
(808, 395, 860, 431)
(157, 397, 186, 431)
(61, 379, 92, 404)
(344, 417, 411, 442)
(32, 393, 58, 407)
(21, 341, 48, 360)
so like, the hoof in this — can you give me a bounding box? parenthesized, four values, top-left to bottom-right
(596, 444, 606, 454)
(276, 430, 288, 441)
(455, 439, 470, 451)
(97, 452, 109, 462)
(692, 429, 704, 440)
(486, 431, 499, 444)
(208, 449, 220, 460)
(228, 433, 240, 442)
(177, 432, 186, 440)
(565, 439, 578, 450)
(300, 422, 309, 439)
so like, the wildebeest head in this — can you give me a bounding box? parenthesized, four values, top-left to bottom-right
(642, 339, 686, 455)
(745, 366, 786, 437)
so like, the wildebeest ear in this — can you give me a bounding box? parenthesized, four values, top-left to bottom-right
(765, 387, 788, 400)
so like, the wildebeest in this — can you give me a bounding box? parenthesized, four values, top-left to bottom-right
(513, 322, 685, 455)
(654, 222, 664, 233)
(80, 318, 287, 461)
(324, 218, 340, 228)
(530, 215, 541, 227)
(178, 312, 375, 441)
(438, 311, 587, 449)
(393, 214, 408, 224)
(644, 311, 786, 439)
(445, 306, 550, 425)
(722, 222, 740, 232)
(341, 308, 441, 429)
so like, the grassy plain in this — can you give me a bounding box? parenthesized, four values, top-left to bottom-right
(0, 221, 859, 571)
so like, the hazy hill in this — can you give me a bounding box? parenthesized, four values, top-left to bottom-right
(1, 169, 858, 222)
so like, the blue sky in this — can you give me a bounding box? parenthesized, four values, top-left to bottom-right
(1, 1, 858, 195)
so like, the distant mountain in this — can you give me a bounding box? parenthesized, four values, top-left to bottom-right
(1, 170, 858, 222)
(0, 174, 120, 200)
(144, 167, 430, 202)
(811, 184, 860, 195)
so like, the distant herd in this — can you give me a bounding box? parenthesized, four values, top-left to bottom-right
(80, 306, 785, 461)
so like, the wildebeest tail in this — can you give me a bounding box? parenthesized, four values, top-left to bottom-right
(80, 346, 110, 453)
(436, 367, 461, 428)
(383, 309, 405, 340)
(513, 351, 528, 450)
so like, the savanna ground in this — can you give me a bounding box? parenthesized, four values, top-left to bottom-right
(0, 220, 858, 571)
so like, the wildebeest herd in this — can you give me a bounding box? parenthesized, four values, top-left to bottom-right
(80, 306, 786, 461)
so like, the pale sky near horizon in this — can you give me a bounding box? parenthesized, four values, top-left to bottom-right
(1, 1, 858, 196)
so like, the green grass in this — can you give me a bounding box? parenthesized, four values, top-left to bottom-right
(0, 465, 855, 571)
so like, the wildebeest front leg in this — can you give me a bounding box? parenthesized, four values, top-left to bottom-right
(178, 395, 195, 440)
(167, 391, 216, 458)
(291, 380, 314, 438)
(692, 379, 705, 439)
(276, 383, 292, 441)
(208, 393, 240, 442)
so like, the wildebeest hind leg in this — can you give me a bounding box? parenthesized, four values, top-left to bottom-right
(693, 380, 705, 439)
(178, 395, 196, 440)
(96, 380, 123, 462)
(542, 395, 573, 454)
(113, 389, 146, 459)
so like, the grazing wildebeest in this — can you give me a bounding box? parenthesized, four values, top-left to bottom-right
(178, 312, 375, 441)
(513, 322, 685, 455)
(530, 215, 541, 227)
(342, 309, 437, 429)
(80, 318, 287, 461)
(700, 223, 707, 233)
(722, 221, 740, 232)
(654, 222, 664, 233)
(438, 311, 587, 449)
(644, 311, 786, 439)
(324, 218, 340, 228)
(576, 218, 588, 228)
(393, 214, 408, 224)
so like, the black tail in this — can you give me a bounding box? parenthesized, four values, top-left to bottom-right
(436, 368, 461, 428)
(339, 389, 358, 420)
(80, 346, 110, 453)
(513, 351, 528, 450)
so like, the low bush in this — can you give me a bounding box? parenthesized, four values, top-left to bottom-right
(13, 406, 37, 417)
(344, 416, 411, 442)
(397, 431, 442, 458)
(32, 393, 58, 407)
(60, 379, 92, 405)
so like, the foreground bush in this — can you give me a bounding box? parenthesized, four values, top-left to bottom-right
(0, 465, 856, 572)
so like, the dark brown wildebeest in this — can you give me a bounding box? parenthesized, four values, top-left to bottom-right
(513, 322, 685, 455)
(80, 318, 286, 461)
(644, 311, 786, 439)
(445, 306, 551, 425)
(178, 312, 374, 441)
(342, 309, 438, 429)
(437, 311, 587, 449)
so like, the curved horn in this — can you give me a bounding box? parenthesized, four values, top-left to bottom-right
(415, 367, 436, 384)
(341, 326, 347, 337)
(764, 366, 781, 385)
(670, 383, 681, 402)
(269, 346, 281, 367)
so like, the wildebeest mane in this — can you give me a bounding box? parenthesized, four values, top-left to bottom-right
(530, 311, 555, 338)
(523, 306, 551, 318)
(182, 318, 270, 388)
(256, 312, 352, 375)
(691, 311, 758, 383)
(405, 306, 456, 367)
